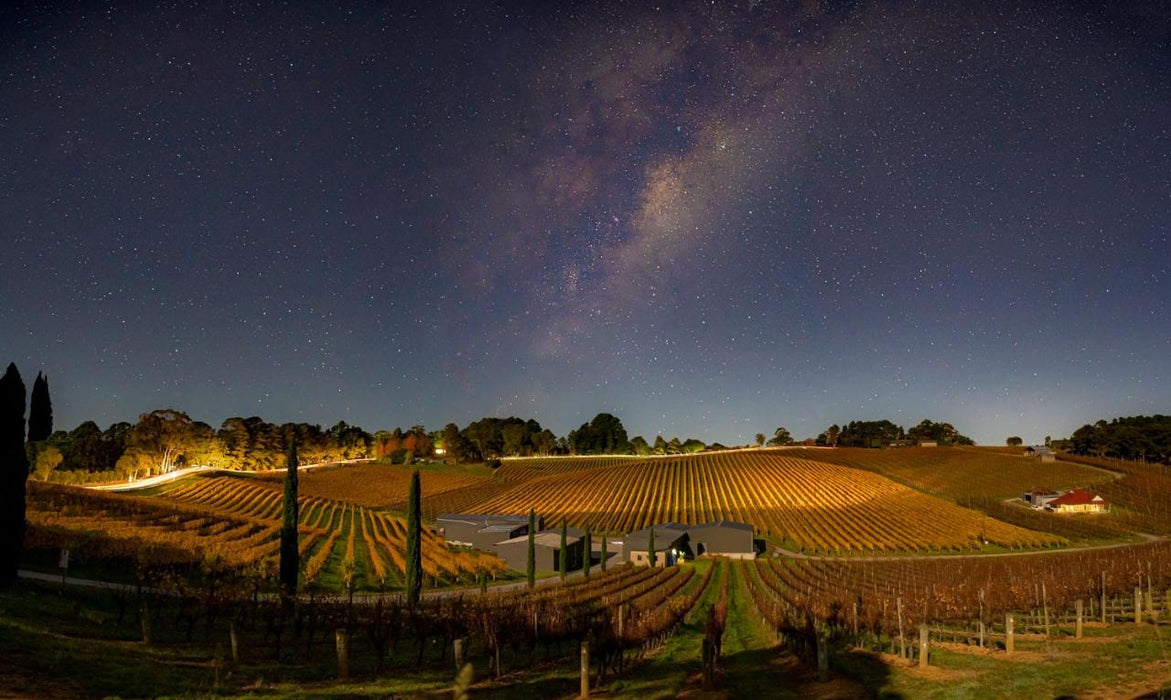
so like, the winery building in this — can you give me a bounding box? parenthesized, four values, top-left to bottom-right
(624, 523, 689, 567)
(435, 513, 536, 553)
(495, 527, 586, 573)
(687, 521, 756, 558)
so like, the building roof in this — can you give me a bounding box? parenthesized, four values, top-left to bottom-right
(496, 528, 582, 548)
(437, 513, 529, 526)
(479, 523, 525, 534)
(1026, 446, 1055, 455)
(624, 523, 689, 551)
(1048, 488, 1108, 507)
(689, 520, 754, 533)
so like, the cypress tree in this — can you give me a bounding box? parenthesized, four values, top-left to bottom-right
(0, 364, 28, 587)
(583, 527, 591, 579)
(647, 526, 656, 568)
(27, 372, 51, 443)
(526, 508, 536, 589)
(405, 467, 422, 606)
(600, 533, 608, 572)
(279, 440, 299, 599)
(559, 521, 568, 581)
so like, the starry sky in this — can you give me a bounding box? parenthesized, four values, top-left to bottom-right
(2, 1, 1168, 446)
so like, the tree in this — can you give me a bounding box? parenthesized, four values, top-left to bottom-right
(567, 413, 630, 454)
(767, 427, 792, 447)
(825, 424, 841, 447)
(0, 363, 29, 587)
(583, 527, 591, 579)
(1006, 436, 1023, 447)
(755, 433, 765, 448)
(27, 372, 51, 443)
(630, 436, 651, 456)
(559, 522, 568, 581)
(653, 435, 668, 455)
(279, 440, 299, 600)
(405, 467, 423, 605)
(600, 533, 608, 572)
(647, 526, 656, 568)
(526, 508, 536, 590)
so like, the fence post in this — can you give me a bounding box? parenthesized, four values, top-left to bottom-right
(336, 629, 349, 680)
(702, 638, 714, 689)
(978, 620, 985, 648)
(817, 628, 829, 682)
(580, 639, 590, 698)
(1135, 588, 1143, 625)
(918, 624, 929, 668)
(1075, 599, 1083, 639)
(454, 638, 465, 671)
(1005, 614, 1014, 654)
(1100, 573, 1107, 624)
(140, 600, 152, 645)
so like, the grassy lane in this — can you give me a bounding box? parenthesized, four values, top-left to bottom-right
(606, 558, 724, 699)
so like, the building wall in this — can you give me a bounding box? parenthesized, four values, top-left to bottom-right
(689, 526, 754, 557)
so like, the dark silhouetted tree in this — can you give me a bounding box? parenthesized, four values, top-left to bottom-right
(526, 508, 536, 589)
(559, 521, 568, 581)
(583, 527, 591, 579)
(0, 364, 29, 587)
(647, 526, 655, 568)
(600, 532, 608, 572)
(405, 467, 422, 605)
(279, 440, 299, 600)
(27, 372, 51, 442)
(1006, 436, 1023, 447)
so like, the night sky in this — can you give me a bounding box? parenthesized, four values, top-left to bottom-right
(3, 1, 1168, 446)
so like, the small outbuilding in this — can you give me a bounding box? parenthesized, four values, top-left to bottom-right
(495, 527, 585, 573)
(1047, 488, 1110, 514)
(1025, 446, 1057, 463)
(624, 523, 689, 567)
(687, 521, 756, 559)
(435, 513, 536, 553)
(1022, 489, 1061, 509)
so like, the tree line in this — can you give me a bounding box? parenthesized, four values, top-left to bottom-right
(812, 419, 974, 448)
(1064, 415, 1171, 464)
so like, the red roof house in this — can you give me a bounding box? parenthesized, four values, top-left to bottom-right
(1046, 488, 1110, 513)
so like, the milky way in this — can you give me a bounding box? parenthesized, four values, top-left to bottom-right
(2, 1, 1168, 444)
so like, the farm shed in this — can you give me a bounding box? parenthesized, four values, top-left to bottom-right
(1022, 489, 1061, 509)
(624, 523, 689, 567)
(687, 521, 756, 559)
(1025, 446, 1056, 463)
(436, 513, 536, 552)
(1047, 488, 1110, 513)
(917, 440, 938, 447)
(495, 528, 585, 573)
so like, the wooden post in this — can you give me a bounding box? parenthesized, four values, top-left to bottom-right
(1005, 614, 1014, 654)
(896, 597, 905, 659)
(230, 621, 240, 663)
(816, 629, 829, 682)
(1042, 582, 1050, 638)
(336, 629, 349, 680)
(918, 624, 928, 668)
(1100, 573, 1107, 624)
(1135, 587, 1143, 625)
(618, 604, 626, 639)
(214, 642, 224, 691)
(139, 600, 152, 645)
(1146, 588, 1155, 623)
(1076, 599, 1083, 639)
(978, 620, 985, 648)
(454, 638, 465, 671)
(580, 640, 590, 698)
(852, 602, 858, 636)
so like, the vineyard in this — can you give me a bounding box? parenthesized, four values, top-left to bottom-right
(796, 447, 1171, 542)
(250, 462, 488, 511)
(465, 452, 1065, 553)
(25, 477, 505, 590)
